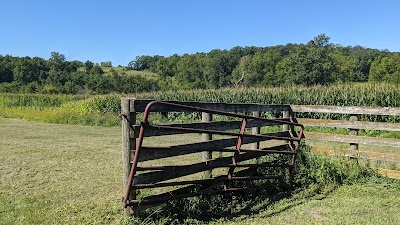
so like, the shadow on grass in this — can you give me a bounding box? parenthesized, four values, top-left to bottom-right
(126, 179, 340, 225)
(124, 144, 379, 224)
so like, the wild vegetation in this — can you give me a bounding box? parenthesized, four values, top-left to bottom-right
(1, 34, 400, 94)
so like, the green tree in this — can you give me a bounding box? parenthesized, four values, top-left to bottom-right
(128, 55, 162, 71)
(47, 51, 66, 71)
(310, 33, 331, 47)
(0, 55, 16, 83)
(70, 71, 85, 87)
(175, 53, 207, 89)
(13, 57, 42, 84)
(47, 69, 69, 86)
(330, 48, 363, 83)
(204, 49, 239, 88)
(90, 65, 104, 75)
(231, 55, 252, 87)
(100, 61, 112, 67)
(156, 54, 180, 79)
(348, 46, 383, 82)
(369, 54, 400, 83)
(84, 60, 94, 74)
(276, 38, 336, 86)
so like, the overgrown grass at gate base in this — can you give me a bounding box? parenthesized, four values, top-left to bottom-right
(127, 144, 379, 224)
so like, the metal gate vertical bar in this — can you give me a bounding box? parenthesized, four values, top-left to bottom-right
(224, 118, 247, 190)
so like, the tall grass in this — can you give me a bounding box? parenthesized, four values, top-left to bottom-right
(0, 93, 86, 108)
(0, 94, 121, 126)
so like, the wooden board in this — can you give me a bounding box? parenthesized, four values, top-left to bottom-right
(306, 132, 400, 147)
(312, 146, 400, 164)
(131, 99, 291, 113)
(291, 105, 400, 116)
(298, 118, 400, 132)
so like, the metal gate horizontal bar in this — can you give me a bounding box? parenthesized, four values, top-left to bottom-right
(144, 124, 300, 141)
(128, 167, 259, 208)
(135, 152, 285, 184)
(136, 163, 291, 171)
(128, 175, 283, 206)
(138, 101, 303, 127)
(131, 118, 291, 138)
(133, 175, 283, 189)
(137, 140, 290, 162)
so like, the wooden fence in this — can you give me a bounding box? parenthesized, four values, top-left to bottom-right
(291, 105, 400, 178)
(121, 99, 304, 216)
(121, 100, 400, 215)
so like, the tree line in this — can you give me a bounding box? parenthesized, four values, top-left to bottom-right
(0, 52, 158, 94)
(130, 34, 400, 89)
(1, 34, 399, 94)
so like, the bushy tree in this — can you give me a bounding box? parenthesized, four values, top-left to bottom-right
(369, 54, 400, 84)
(156, 54, 180, 79)
(90, 65, 104, 75)
(276, 41, 336, 86)
(47, 51, 66, 71)
(13, 57, 44, 84)
(100, 61, 112, 67)
(175, 53, 207, 89)
(84, 60, 94, 74)
(128, 55, 162, 71)
(204, 49, 240, 88)
(0, 55, 15, 83)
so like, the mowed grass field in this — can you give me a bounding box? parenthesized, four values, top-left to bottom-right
(1, 117, 399, 224)
(0, 118, 123, 224)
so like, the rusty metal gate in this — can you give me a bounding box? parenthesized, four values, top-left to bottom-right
(121, 100, 304, 212)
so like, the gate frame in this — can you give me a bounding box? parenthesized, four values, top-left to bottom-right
(121, 99, 304, 216)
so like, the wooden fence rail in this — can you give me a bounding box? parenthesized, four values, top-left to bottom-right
(291, 105, 400, 148)
(291, 104, 400, 179)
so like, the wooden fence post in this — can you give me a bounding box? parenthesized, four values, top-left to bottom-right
(349, 115, 359, 152)
(251, 111, 261, 150)
(202, 112, 213, 178)
(122, 98, 135, 216)
(283, 110, 290, 144)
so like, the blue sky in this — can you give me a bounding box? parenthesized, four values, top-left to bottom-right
(1, 0, 399, 66)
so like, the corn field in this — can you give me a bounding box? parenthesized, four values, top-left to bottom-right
(138, 83, 400, 107)
(1, 83, 400, 124)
